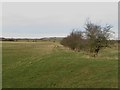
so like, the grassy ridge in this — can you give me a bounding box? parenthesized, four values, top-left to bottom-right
(2, 41, 118, 88)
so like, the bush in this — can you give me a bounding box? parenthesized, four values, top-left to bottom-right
(61, 30, 84, 50)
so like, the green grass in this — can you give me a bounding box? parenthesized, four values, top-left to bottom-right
(2, 41, 118, 88)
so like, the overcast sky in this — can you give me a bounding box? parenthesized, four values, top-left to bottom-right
(2, 2, 118, 39)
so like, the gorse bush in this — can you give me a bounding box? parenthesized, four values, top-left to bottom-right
(61, 20, 113, 56)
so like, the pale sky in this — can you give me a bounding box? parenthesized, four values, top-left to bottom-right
(2, 2, 118, 39)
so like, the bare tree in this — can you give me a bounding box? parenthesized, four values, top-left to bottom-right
(84, 20, 113, 56)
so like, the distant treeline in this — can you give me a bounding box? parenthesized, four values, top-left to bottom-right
(0, 37, 63, 42)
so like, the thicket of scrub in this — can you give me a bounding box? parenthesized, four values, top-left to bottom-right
(61, 20, 115, 57)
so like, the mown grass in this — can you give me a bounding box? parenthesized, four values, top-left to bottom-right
(2, 41, 118, 88)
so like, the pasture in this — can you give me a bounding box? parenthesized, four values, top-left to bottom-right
(2, 41, 118, 88)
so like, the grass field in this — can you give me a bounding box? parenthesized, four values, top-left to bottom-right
(2, 41, 118, 88)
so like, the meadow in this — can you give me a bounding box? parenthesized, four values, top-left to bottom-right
(2, 41, 118, 88)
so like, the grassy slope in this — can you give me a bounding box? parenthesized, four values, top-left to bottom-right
(2, 41, 118, 88)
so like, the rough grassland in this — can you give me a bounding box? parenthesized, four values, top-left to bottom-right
(2, 41, 118, 88)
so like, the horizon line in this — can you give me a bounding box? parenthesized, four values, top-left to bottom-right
(0, 36, 66, 39)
